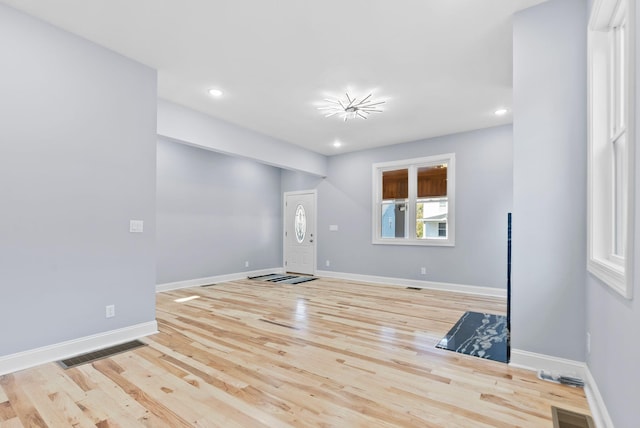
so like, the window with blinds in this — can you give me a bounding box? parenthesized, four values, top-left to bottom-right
(373, 154, 455, 246)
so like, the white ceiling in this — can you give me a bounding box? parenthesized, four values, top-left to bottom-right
(2, 0, 545, 155)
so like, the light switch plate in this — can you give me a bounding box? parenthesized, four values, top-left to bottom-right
(105, 305, 115, 318)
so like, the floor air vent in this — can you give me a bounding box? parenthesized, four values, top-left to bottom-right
(551, 406, 595, 428)
(406, 287, 421, 290)
(58, 340, 146, 369)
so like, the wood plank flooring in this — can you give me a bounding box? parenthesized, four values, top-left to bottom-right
(0, 277, 591, 427)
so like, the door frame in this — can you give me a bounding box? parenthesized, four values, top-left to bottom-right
(283, 190, 317, 275)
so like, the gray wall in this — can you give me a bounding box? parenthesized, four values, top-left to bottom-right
(0, 4, 157, 355)
(281, 125, 513, 288)
(156, 138, 282, 284)
(281, 169, 325, 194)
(512, 0, 587, 360)
(585, 1, 640, 426)
(587, 278, 640, 426)
(158, 100, 328, 177)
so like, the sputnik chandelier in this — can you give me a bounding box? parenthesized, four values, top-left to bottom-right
(318, 92, 385, 121)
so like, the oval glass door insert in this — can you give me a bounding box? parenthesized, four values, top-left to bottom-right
(295, 204, 306, 243)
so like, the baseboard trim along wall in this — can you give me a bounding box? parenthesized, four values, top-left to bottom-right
(510, 349, 613, 428)
(510, 348, 587, 377)
(315, 270, 507, 298)
(583, 366, 615, 428)
(0, 321, 158, 376)
(156, 267, 285, 293)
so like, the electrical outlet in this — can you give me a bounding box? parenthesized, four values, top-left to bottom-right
(245, 261, 249, 268)
(326, 260, 330, 267)
(129, 220, 144, 233)
(586, 332, 591, 354)
(420, 267, 426, 275)
(105, 305, 115, 318)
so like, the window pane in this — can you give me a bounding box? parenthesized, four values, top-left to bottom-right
(619, 23, 625, 129)
(416, 198, 447, 239)
(613, 134, 627, 256)
(611, 23, 627, 134)
(294, 204, 306, 243)
(382, 169, 408, 199)
(381, 202, 407, 238)
(417, 164, 447, 197)
(438, 222, 447, 237)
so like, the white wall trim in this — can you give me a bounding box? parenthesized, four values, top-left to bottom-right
(316, 270, 506, 298)
(156, 267, 284, 293)
(584, 365, 615, 428)
(510, 349, 613, 428)
(510, 348, 587, 377)
(0, 321, 158, 376)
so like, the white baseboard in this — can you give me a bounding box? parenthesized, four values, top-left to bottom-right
(510, 348, 587, 377)
(0, 321, 158, 376)
(583, 366, 615, 428)
(315, 270, 507, 298)
(510, 349, 613, 428)
(156, 267, 284, 293)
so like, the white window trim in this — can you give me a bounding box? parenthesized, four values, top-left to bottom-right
(372, 153, 455, 246)
(588, 0, 635, 299)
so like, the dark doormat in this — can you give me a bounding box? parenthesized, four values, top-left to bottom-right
(436, 311, 508, 363)
(248, 273, 318, 284)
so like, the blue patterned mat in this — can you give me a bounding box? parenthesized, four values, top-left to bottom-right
(436, 311, 508, 363)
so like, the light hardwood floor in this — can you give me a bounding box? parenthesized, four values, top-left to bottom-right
(0, 277, 590, 427)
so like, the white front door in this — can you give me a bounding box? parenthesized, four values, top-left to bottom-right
(284, 191, 316, 275)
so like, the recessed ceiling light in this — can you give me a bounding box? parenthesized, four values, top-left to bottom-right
(208, 88, 223, 98)
(494, 108, 509, 116)
(333, 140, 342, 148)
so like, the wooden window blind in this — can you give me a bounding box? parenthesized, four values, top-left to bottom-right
(417, 165, 447, 198)
(382, 169, 408, 199)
